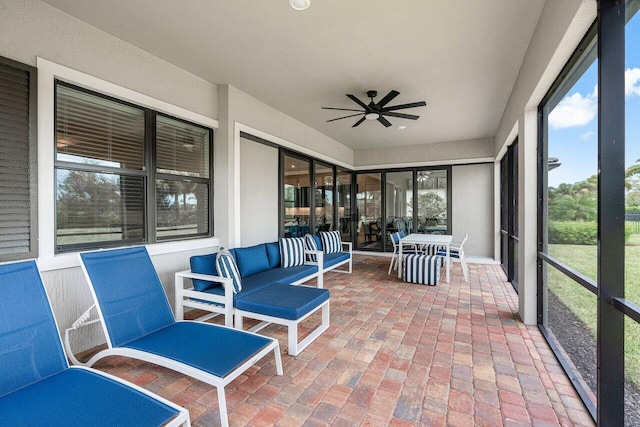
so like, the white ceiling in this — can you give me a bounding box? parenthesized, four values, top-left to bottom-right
(42, 0, 545, 151)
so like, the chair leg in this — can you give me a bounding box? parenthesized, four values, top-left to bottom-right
(217, 386, 229, 427)
(388, 254, 395, 275)
(460, 256, 469, 282)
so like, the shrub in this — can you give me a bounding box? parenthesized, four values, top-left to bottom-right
(549, 221, 633, 244)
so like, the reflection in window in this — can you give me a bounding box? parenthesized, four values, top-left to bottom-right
(283, 156, 311, 237)
(314, 163, 334, 232)
(356, 173, 382, 250)
(416, 170, 448, 234)
(337, 170, 352, 241)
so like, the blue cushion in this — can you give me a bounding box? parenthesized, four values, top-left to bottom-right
(437, 249, 460, 259)
(313, 234, 323, 251)
(242, 264, 319, 291)
(265, 242, 281, 269)
(215, 249, 242, 293)
(235, 283, 329, 320)
(234, 244, 270, 278)
(320, 230, 341, 254)
(324, 252, 350, 268)
(279, 237, 306, 268)
(0, 368, 180, 426)
(190, 253, 221, 291)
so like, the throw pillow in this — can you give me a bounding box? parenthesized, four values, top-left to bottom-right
(304, 233, 319, 262)
(279, 237, 306, 268)
(215, 248, 242, 293)
(320, 230, 342, 254)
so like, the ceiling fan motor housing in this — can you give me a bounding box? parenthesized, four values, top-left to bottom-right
(367, 90, 378, 99)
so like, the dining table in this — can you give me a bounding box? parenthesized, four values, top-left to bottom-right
(398, 233, 454, 282)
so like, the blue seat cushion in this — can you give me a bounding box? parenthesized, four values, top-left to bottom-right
(0, 368, 179, 426)
(437, 249, 460, 259)
(265, 242, 281, 269)
(123, 322, 273, 378)
(190, 253, 222, 291)
(235, 283, 329, 320)
(323, 252, 350, 268)
(234, 244, 270, 277)
(243, 264, 318, 290)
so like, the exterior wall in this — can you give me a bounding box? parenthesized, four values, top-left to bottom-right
(240, 137, 279, 246)
(452, 164, 494, 258)
(354, 137, 494, 168)
(494, 0, 597, 324)
(218, 84, 355, 248)
(0, 0, 220, 353)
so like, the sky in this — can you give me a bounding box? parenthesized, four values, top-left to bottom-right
(547, 11, 640, 188)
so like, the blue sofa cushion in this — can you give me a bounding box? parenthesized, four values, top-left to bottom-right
(279, 237, 306, 268)
(190, 253, 220, 291)
(234, 244, 270, 278)
(242, 264, 318, 292)
(265, 242, 281, 269)
(235, 283, 329, 320)
(215, 249, 242, 293)
(324, 252, 350, 269)
(313, 234, 323, 251)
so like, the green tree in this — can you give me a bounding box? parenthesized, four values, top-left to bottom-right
(416, 192, 446, 220)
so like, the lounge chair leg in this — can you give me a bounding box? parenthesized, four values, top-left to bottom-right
(274, 342, 283, 375)
(217, 386, 229, 427)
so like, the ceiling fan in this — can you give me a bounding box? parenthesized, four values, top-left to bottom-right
(322, 90, 426, 128)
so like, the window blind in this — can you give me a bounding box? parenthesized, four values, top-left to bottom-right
(0, 58, 36, 260)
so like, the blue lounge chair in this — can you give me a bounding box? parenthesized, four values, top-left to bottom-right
(72, 246, 283, 427)
(0, 260, 190, 427)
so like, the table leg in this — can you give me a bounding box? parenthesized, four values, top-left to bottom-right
(398, 242, 403, 279)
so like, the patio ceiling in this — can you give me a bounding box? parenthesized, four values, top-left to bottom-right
(41, 0, 545, 150)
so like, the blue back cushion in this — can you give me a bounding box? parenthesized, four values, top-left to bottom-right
(265, 242, 281, 269)
(313, 234, 323, 251)
(0, 261, 68, 397)
(234, 244, 270, 277)
(190, 253, 220, 291)
(80, 247, 175, 347)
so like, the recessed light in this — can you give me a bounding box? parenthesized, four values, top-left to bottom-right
(289, 0, 310, 11)
(397, 125, 407, 130)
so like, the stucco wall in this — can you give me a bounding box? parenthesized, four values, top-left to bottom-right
(0, 0, 220, 353)
(452, 164, 494, 257)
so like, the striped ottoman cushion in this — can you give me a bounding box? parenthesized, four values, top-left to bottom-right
(403, 254, 444, 286)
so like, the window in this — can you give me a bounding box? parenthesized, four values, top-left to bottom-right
(55, 81, 212, 252)
(0, 57, 37, 262)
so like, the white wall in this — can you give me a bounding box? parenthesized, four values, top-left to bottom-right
(239, 137, 279, 246)
(493, 0, 596, 324)
(0, 0, 221, 353)
(452, 164, 494, 257)
(355, 137, 494, 168)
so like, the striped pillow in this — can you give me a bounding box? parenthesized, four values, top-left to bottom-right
(304, 234, 318, 262)
(215, 249, 242, 293)
(320, 230, 341, 254)
(279, 237, 306, 268)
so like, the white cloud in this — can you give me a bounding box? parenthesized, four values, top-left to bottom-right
(626, 68, 640, 97)
(580, 130, 595, 141)
(549, 89, 597, 129)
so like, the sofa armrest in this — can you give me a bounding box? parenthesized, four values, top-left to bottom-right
(341, 241, 353, 254)
(304, 249, 324, 266)
(174, 269, 234, 326)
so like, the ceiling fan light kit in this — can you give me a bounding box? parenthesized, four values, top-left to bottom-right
(289, 0, 310, 11)
(322, 89, 426, 128)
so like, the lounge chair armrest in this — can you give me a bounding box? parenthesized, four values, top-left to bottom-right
(65, 304, 102, 366)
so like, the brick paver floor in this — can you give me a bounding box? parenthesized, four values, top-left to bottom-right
(94, 255, 594, 426)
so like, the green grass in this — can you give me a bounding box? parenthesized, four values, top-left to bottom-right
(547, 236, 640, 385)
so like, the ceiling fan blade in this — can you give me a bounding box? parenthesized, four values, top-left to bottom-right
(327, 113, 365, 122)
(347, 94, 371, 111)
(352, 116, 367, 127)
(377, 116, 392, 127)
(376, 90, 400, 108)
(382, 111, 420, 120)
(381, 101, 427, 112)
(321, 107, 364, 112)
